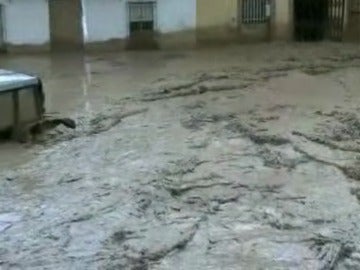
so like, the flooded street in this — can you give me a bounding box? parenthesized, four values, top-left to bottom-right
(1, 42, 360, 269)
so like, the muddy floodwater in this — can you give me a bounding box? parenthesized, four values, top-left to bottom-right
(1, 42, 360, 269)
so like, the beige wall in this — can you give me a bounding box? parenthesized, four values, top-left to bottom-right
(271, 0, 293, 40)
(197, 0, 238, 28)
(196, 0, 238, 42)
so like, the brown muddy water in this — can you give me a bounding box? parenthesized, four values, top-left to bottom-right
(1, 42, 360, 269)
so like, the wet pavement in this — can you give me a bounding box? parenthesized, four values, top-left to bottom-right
(1, 42, 360, 269)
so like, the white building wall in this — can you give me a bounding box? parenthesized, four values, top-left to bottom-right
(3, 0, 50, 45)
(83, 0, 127, 42)
(83, 0, 196, 43)
(157, 0, 196, 33)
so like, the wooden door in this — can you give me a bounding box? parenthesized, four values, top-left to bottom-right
(49, 0, 84, 50)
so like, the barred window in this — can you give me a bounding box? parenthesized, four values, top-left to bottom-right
(242, 0, 268, 24)
(128, 2, 155, 34)
(129, 2, 154, 22)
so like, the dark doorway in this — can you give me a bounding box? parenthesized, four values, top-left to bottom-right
(0, 5, 5, 52)
(49, 0, 84, 50)
(294, 0, 328, 41)
(127, 2, 158, 50)
(294, 0, 346, 41)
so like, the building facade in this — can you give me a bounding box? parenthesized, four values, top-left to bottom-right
(0, 0, 358, 53)
(345, 0, 360, 41)
(0, 0, 50, 52)
(82, 0, 196, 50)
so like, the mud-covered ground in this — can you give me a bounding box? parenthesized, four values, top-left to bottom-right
(1, 43, 360, 269)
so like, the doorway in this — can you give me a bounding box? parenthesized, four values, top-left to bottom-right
(49, 0, 84, 50)
(294, 0, 346, 41)
(127, 2, 158, 50)
(0, 5, 5, 52)
(294, 0, 328, 41)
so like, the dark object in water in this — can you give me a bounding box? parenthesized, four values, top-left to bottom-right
(0, 69, 76, 143)
(30, 118, 76, 135)
(0, 117, 76, 143)
(0, 69, 45, 140)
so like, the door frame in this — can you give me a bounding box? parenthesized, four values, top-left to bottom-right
(48, 0, 84, 50)
(0, 4, 6, 52)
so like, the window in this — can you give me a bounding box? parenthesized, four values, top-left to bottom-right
(128, 2, 155, 35)
(242, 0, 268, 24)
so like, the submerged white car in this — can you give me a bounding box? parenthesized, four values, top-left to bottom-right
(0, 69, 45, 140)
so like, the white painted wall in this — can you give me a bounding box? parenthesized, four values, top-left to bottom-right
(0, 0, 197, 46)
(3, 0, 50, 45)
(83, 0, 197, 43)
(157, 0, 196, 33)
(83, 0, 127, 42)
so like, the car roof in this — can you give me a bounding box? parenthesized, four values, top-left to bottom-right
(0, 69, 40, 93)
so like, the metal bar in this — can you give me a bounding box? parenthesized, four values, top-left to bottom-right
(11, 91, 19, 139)
(245, 0, 248, 22)
(255, 0, 258, 23)
(334, 0, 336, 39)
(254, 0, 256, 23)
(33, 88, 43, 120)
(242, 0, 268, 24)
(336, 0, 339, 39)
(242, 0, 245, 23)
(340, 0, 345, 40)
(255, 0, 257, 22)
(338, 0, 340, 39)
(249, 0, 251, 22)
(332, 0, 334, 39)
(329, 0, 333, 39)
(244, 2, 246, 23)
(265, 0, 267, 21)
(253, 0, 256, 23)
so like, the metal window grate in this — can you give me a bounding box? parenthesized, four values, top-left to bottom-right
(328, 0, 346, 41)
(129, 2, 154, 22)
(242, 0, 268, 24)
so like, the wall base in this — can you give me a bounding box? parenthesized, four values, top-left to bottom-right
(238, 23, 271, 42)
(85, 31, 196, 52)
(157, 30, 196, 49)
(196, 26, 238, 46)
(5, 43, 50, 53)
(270, 23, 294, 41)
(84, 39, 126, 52)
